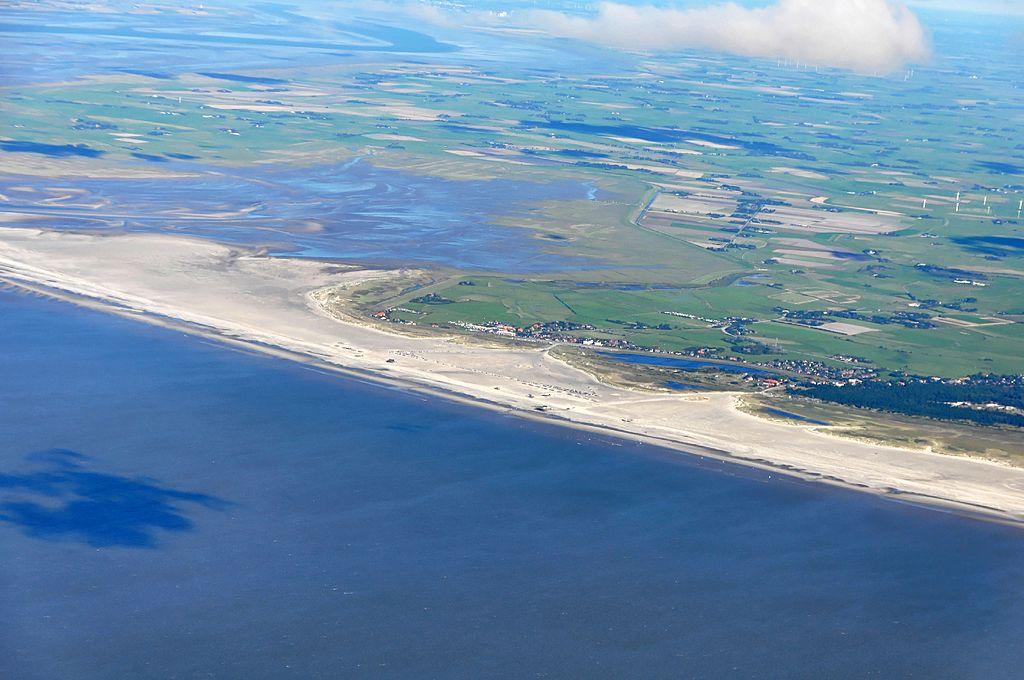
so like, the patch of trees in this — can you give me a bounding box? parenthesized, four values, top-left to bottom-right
(773, 307, 935, 329)
(790, 376, 1024, 427)
(411, 293, 454, 305)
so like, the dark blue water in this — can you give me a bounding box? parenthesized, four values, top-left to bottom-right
(3, 290, 1024, 679)
(953, 235, 1024, 257)
(0, 141, 104, 158)
(601, 351, 777, 376)
(195, 72, 289, 85)
(976, 161, 1024, 176)
(665, 380, 707, 391)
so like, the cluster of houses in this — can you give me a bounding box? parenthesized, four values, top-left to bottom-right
(371, 307, 887, 387)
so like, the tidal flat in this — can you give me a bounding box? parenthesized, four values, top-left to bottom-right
(0, 158, 597, 271)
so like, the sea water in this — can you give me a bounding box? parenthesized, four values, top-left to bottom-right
(2, 289, 1024, 679)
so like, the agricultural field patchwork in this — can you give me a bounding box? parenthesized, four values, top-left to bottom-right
(2, 1, 1022, 384)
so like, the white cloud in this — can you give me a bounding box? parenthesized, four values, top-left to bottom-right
(520, 0, 931, 74)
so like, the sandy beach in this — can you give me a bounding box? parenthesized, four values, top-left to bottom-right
(2, 227, 1023, 524)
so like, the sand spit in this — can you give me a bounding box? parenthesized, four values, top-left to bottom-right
(1, 227, 1023, 524)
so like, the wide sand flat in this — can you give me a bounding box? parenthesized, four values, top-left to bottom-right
(2, 227, 1023, 523)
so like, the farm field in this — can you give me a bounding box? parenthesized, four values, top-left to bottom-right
(1, 2, 1022, 382)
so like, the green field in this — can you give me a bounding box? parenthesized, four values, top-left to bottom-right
(2, 21, 1022, 380)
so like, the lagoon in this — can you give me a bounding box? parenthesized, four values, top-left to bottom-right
(600, 351, 777, 376)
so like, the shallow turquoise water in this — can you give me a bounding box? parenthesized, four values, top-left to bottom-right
(2, 289, 1024, 679)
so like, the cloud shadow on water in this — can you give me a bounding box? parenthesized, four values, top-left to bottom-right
(0, 449, 228, 548)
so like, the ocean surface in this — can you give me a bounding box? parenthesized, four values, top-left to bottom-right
(3, 288, 1024, 679)
(0, 4, 615, 88)
(0, 8, 458, 86)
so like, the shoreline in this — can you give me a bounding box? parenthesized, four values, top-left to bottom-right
(8, 276, 1019, 529)
(2, 227, 1024, 527)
